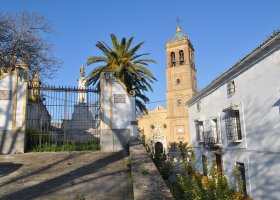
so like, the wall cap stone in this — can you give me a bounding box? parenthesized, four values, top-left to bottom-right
(129, 141, 174, 200)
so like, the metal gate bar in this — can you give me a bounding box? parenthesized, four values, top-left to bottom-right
(26, 85, 100, 150)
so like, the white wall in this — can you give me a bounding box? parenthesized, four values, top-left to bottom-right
(0, 75, 14, 130)
(112, 80, 136, 134)
(189, 46, 280, 199)
(101, 74, 137, 137)
(100, 72, 137, 152)
(0, 71, 28, 154)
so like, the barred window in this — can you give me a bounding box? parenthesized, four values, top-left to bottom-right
(225, 110, 242, 141)
(227, 81, 235, 97)
(195, 121, 204, 142)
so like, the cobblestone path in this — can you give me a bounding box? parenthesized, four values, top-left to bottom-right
(0, 151, 133, 200)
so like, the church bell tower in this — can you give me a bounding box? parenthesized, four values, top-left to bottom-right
(166, 22, 197, 148)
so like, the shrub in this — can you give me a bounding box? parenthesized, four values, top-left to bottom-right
(26, 129, 100, 152)
(152, 151, 173, 180)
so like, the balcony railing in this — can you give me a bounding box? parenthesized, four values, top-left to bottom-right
(203, 130, 222, 148)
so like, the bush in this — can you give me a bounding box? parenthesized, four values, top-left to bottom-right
(26, 129, 100, 152)
(152, 151, 173, 180)
(29, 142, 100, 152)
(176, 157, 235, 200)
(173, 147, 251, 200)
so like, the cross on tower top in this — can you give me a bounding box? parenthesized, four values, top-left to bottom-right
(176, 18, 183, 26)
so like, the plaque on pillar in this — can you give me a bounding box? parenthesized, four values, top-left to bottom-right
(114, 94, 126, 103)
(0, 90, 12, 100)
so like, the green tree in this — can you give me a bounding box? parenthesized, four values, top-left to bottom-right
(86, 34, 157, 114)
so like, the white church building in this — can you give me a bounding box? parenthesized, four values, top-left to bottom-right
(188, 30, 280, 199)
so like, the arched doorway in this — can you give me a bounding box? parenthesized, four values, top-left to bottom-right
(155, 142, 163, 155)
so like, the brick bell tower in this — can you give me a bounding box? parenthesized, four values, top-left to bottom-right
(165, 22, 197, 150)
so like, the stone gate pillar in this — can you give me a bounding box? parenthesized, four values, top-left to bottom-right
(0, 63, 29, 154)
(100, 71, 137, 152)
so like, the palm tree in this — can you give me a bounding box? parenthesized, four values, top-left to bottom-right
(86, 34, 157, 114)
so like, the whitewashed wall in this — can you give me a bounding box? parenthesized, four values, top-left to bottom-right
(0, 70, 28, 154)
(111, 80, 136, 136)
(189, 46, 280, 199)
(100, 72, 137, 152)
(0, 75, 14, 130)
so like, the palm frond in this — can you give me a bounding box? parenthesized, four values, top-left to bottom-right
(110, 34, 119, 50)
(86, 34, 157, 113)
(87, 56, 108, 65)
(131, 53, 150, 60)
(125, 37, 134, 52)
(135, 58, 156, 64)
(127, 42, 144, 57)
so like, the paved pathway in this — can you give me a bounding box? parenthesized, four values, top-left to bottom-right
(0, 151, 133, 200)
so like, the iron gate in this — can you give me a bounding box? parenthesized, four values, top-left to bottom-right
(26, 85, 100, 150)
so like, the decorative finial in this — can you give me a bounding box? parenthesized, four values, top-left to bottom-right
(176, 18, 183, 32)
(80, 65, 85, 77)
(33, 69, 39, 80)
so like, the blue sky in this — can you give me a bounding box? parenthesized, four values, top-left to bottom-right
(1, 0, 280, 109)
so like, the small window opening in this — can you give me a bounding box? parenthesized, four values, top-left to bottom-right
(171, 52, 176, 66)
(197, 101, 201, 112)
(179, 50, 184, 65)
(227, 80, 235, 97)
(202, 155, 208, 176)
(236, 162, 247, 195)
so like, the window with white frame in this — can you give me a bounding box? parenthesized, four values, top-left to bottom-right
(227, 80, 235, 97)
(195, 120, 204, 142)
(225, 110, 242, 141)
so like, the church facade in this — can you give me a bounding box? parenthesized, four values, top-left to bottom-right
(137, 25, 197, 153)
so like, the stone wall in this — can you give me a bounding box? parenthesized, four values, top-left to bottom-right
(129, 141, 174, 200)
